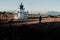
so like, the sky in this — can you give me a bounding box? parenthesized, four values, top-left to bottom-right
(0, 0, 60, 12)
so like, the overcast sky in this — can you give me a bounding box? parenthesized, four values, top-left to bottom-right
(0, 0, 60, 12)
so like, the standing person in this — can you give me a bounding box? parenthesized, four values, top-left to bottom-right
(39, 15, 42, 23)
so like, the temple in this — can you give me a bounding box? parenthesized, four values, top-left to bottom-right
(18, 2, 28, 20)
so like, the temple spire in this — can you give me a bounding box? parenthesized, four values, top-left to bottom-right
(20, 2, 24, 9)
(21, 2, 22, 5)
(20, 2, 25, 11)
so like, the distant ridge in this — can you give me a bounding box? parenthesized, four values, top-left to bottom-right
(47, 11, 60, 15)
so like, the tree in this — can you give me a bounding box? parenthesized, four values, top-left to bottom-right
(3, 11, 6, 14)
(0, 11, 2, 14)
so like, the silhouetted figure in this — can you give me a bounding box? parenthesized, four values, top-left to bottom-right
(39, 15, 42, 23)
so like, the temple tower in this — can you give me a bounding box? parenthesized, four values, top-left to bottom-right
(18, 2, 28, 20)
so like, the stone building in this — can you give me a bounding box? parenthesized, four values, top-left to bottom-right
(18, 2, 28, 20)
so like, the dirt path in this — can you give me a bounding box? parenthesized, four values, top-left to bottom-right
(0, 18, 60, 27)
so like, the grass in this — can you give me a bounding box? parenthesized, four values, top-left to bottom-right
(0, 22, 60, 40)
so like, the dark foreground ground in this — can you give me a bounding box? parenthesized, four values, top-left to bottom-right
(0, 22, 60, 40)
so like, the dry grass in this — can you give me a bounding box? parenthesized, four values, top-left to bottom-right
(0, 17, 60, 27)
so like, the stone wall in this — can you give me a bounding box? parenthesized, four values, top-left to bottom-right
(0, 13, 18, 21)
